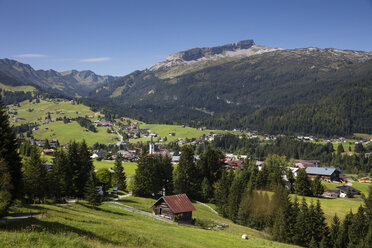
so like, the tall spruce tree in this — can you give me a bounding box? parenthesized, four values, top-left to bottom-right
(23, 146, 48, 202)
(311, 176, 324, 196)
(197, 146, 224, 185)
(330, 214, 342, 248)
(112, 154, 127, 191)
(215, 169, 233, 217)
(295, 168, 312, 196)
(174, 145, 199, 199)
(84, 170, 101, 206)
(0, 97, 22, 215)
(77, 140, 94, 198)
(348, 206, 368, 247)
(293, 198, 311, 246)
(50, 148, 69, 201)
(0, 159, 12, 217)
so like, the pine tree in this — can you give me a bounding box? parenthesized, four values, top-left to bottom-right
(112, 154, 126, 191)
(23, 146, 48, 202)
(50, 148, 69, 201)
(330, 214, 342, 248)
(0, 97, 22, 211)
(227, 170, 244, 221)
(349, 206, 368, 247)
(196, 146, 224, 185)
(200, 177, 213, 202)
(77, 140, 94, 198)
(0, 159, 13, 217)
(84, 171, 101, 206)
(293, 198, 311, 246)
(295, 168, 312, 196)
(309, 236, 318, 248)
(215, 169, 233, 217)
(311, 176, 324, 196)
(341, 211, 353, 248)
(337, 144, 345, 154)
(174, 145, 199, 199)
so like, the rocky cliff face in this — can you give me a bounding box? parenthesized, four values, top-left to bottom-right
(150, 40, 283, 71)
(167, 40, 255, 61)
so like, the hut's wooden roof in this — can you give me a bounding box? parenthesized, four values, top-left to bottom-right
(151, 194, 196, 214)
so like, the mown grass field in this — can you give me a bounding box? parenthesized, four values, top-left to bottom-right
(11, 99, 97, 126)
(94, 161, 138, 177)
(0, 201, 296, 248)
(130, 123, 240, 143)
(33, 122, 118, 146)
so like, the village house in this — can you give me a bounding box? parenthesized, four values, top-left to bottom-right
(294, 160, 320, 169)
(336, 186, 361, 196)
(305, 167, 341, 181)
(322, 190, 341, 198)
(41, 149, 54, 156)
(358, 177, 372, 184)
(150, 194, 196, 223)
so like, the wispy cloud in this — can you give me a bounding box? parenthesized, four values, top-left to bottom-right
(13, 53, 48, 58)
(79, 57, 111, 62)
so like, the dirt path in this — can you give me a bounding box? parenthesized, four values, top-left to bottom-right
(195, 201, 219, 215)
(109, 201, 175, 224)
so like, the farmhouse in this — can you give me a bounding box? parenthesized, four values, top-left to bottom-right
(41, 149, 54, 156)
(358, 177, 372, 184)
(294, 160, 320, 168)
(150, 194, 196, 223)
(336, 186, 361, 196)
(305, 167, 340, 181)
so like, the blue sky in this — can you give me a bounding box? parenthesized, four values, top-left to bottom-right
(1, 0, 371, 76)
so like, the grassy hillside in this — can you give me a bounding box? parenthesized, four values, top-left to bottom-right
(0, 82, 36, 92)
(94, 161, 137, 177)
(0, 201, 296, 248)
(33, 122, 118, 146)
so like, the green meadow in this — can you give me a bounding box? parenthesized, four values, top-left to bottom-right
(0, 201, 296, 248)
(94, 160, 138, 177)
(130, 123, 240, 143)
(33, 122, 118, 146)
(0, 82, 36, 92)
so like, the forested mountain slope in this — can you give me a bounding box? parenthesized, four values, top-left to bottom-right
(0, 59, 118, 97)
(90, 42, 372, 136)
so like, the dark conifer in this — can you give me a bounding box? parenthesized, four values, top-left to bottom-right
(295, 168, 312, 196)
(112, 154, 127, 191)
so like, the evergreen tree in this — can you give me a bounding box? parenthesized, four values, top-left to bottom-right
(227, 170, 245, 221)
(0, 97, 22, 212)
(112, 154, 127, 191)
(341, 211, 353, 248)
(200, 177, 213, 202)
(174, 145, 199, 199)
(295, 168, 312, 196)
(23, 147, 48, 202)
(96, 169, 112, 190)
(44, 139, 50, 149)
(349, 206, 368, 247)
(84, 171, 101, 206)
(337, 144, 345, 154)
(346, 187, 354, 198)
(50, 148, 69, 201)
(77, 141, 94, 198)
(293, 198, 311, 246)
(0, 159, 12, 217)
(215, 169, 233, 217)
(309, 236, 318, 248)
(196, 146, 224, 185)
(311, 176, 324, 196)
(330, 214, 342, 248)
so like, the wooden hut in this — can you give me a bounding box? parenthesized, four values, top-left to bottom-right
(150, 194, 196, 222)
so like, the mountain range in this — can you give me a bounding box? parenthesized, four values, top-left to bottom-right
(0, 58, 118, 96)
(1, 40, 372, 136)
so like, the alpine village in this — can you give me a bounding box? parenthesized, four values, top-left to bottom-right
(0, 1, 372, 248)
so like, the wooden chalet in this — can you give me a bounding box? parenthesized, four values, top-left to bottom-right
(150, 194, 196, 223)
(305, 167, 340, 181)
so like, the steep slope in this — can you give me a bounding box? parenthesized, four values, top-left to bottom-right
(0, 59, 118, 96)
(90, 40, 372, 136)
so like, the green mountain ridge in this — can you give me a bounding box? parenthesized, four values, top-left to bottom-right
(0, 58, 118, 97)
(90, 43, 372, 136)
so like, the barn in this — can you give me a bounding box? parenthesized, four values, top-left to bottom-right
(150, 194, 196, 223)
